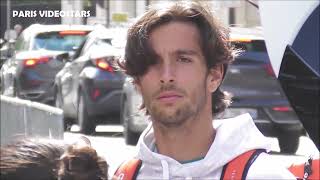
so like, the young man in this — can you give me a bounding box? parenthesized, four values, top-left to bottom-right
(115, 1, 295, 179)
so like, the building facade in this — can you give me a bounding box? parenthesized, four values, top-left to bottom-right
(62, 0, 261, 27)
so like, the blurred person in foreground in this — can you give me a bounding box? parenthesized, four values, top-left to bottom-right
(0, 137, 108, 180)
(113, 1, 295, 179)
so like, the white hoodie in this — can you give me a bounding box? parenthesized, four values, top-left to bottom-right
(134, 113, 296, 180)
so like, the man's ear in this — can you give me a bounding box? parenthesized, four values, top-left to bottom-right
(207, 64, 224, 93)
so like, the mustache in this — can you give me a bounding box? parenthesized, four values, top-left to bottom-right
(152, 83, 186, 99)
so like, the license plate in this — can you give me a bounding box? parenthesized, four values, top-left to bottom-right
(220, 108, 258, 119)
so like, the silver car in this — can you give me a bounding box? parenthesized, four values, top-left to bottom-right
(0, 24, 95, 104)
(54, 27, 125, 134)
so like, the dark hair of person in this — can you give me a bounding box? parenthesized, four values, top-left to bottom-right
(0, 138, 108, 180)
(118, 1, 236, 115)
(58, 143, 108, 180)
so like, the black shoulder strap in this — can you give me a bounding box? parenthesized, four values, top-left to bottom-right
(220, 149, 266, 180)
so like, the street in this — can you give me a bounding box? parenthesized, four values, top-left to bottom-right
(64, 125, 319, 177)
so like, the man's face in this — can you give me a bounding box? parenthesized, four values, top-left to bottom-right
(135, 21, 222, 127)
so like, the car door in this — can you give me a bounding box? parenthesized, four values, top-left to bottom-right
(59, 61, 73, 103)
(69, 53, 91, 114)
(63, 37, 97, 116)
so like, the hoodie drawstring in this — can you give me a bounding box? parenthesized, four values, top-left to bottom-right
(161, 160, 170, 179)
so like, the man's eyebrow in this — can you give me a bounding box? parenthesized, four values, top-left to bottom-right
(174, 49, 201, 56)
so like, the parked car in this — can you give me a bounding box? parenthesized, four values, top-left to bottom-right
(120, 27, 304, 154)
(54, 26, 125, 134)
(0, 24, 95, 103)
(220, 27, 304, 154)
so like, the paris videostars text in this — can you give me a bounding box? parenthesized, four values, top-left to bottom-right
(12, 10, 91, 18)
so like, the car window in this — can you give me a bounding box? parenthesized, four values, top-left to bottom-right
(232, 40, 267, 52)
(32, 31, 88, 51)
(86, 39, 113, 56)
(231, 39, 269, 64)
(80, 37, 112, 57)
(80, 38, 95, 57)
(72, 40, 87, 60)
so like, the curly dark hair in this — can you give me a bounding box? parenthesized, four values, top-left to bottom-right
(0, 138, 108, 180)
(58, 144, 108, 180)
(118, 1, 236, 114)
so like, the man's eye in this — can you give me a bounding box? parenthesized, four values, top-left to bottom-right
(177, 57, 191, 63)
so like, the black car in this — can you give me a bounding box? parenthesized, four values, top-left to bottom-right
(219, 27, 304, 154)
(54, 27, 125, 134)
(120, 27, 304, 154)
(0, 24, 94, 103)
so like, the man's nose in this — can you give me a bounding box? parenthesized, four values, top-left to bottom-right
(159, 62, 175, 83)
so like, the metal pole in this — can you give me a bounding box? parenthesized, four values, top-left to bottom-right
(134, 0, 137, 18)
(6, 0, 11, 39)
(106, 0, 110, 27)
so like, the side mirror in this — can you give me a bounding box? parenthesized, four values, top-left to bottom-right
(72, 46, 79, 51)
(57, 52, 70, 63)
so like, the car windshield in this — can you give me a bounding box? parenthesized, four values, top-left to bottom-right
(231, 39, 269, 63)
(33, 31, 88, 51)
(232, 40, 267, 52)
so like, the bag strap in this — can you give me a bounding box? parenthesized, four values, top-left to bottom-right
(220, 149, 266, 180)
(113, 159, 142, 180)
(288, 158, 319, 180)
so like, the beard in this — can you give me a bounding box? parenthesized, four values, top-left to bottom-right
(144, 82, 207, 128)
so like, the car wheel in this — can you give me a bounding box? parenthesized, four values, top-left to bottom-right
(13, 79, 18, 97)
(278, 130, 300, 154)
(54, 88, 70, 131)
(1, 74, 8, 95)
(78, 92, 95, 135)
(0, 74, 3, 94)
(0, 76, 4, 94)
(63, 117, 73, 132)
(123, 99, 140, 145)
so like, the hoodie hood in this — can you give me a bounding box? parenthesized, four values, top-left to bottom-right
(135, 113, 272, 179)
